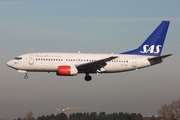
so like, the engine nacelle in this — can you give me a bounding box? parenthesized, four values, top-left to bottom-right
(56, 65, 78, 76)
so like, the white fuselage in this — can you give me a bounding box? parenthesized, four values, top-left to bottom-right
(6, 21, 171, 81)
(7, 52, 152, 73)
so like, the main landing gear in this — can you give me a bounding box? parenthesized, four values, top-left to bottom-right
(84, 73, 92, 81)
(24, 74, 28, 79)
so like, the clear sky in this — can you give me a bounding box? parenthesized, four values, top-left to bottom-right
(0, 0, 180, 119)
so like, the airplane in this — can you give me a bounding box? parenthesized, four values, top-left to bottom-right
(6, 21, 172, 81)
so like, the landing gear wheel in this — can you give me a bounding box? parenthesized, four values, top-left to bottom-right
(24, 75, 28, 79)
(84, 75, 92, 81)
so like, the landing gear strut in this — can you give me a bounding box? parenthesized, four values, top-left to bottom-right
(24, 74, 28, 79)
(84, 73, 92, 81)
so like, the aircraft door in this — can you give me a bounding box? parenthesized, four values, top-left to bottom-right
(132, 57, 137, 67)
(29, 54, 34, 65)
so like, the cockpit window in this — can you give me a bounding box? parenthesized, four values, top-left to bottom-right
(14, 57, 22, 60)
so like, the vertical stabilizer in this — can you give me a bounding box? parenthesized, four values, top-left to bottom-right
(121, 21, 170, 56)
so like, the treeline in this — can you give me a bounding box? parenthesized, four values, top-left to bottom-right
(158, 99, 180, 120)
(37, 112, 143, 120)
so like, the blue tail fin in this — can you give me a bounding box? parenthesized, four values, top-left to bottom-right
(121, 21, 170, 56)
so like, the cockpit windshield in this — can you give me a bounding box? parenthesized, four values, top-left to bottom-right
(14, 57, 22, 60)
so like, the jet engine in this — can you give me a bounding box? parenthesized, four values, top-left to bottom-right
(56, 65, 78, 76)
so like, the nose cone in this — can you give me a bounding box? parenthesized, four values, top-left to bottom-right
(6, 60, 14, 68)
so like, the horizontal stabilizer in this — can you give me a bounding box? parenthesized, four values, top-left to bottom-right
(148, 54, 172, 65)
(148, 54, 172, 60)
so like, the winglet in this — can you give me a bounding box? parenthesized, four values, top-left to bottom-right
(121, 21, 170, 56)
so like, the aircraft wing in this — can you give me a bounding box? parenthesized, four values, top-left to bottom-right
(76, 56, 118, 73)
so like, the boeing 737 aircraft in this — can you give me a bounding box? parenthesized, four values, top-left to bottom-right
(7, 21, 172, 81)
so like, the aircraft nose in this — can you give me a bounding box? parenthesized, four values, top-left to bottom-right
(6, 60, 13, 67)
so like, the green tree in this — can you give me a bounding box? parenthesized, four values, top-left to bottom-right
(36, 111, 144, 120)
(37, 115, 46, 120)
(56, 113, 67, 120)
(89, 112, 98, 120)
(98, 112, 107, 120)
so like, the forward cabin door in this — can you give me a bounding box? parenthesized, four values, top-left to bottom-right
(132, 57, 137, 67)
(29, 54, 34, 65)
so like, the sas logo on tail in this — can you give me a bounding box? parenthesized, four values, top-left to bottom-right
(140, 45, 162, 54)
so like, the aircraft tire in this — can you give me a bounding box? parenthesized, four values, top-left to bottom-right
(85, 75, 92, 81)
(24, 75, 28, 79)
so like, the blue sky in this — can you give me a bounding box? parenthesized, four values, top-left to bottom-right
(0, 0, 180, 119)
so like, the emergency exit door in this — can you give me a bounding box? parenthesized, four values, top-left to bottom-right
(29, 54, 34, 65)
(132, 57, 137, 67)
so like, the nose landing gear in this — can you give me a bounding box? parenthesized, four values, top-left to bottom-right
(24, 74, 28, 79)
